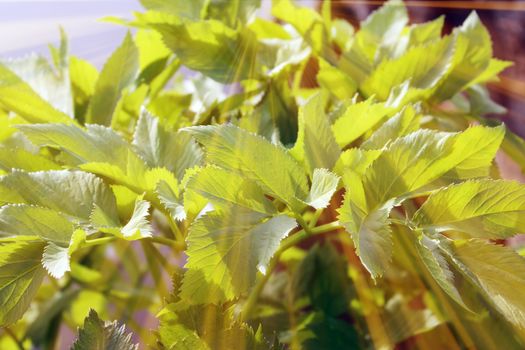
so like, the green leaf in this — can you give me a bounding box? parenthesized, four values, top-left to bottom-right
(291, 93, 340, 175)
(157, 303, 262, 350)
(133, 109, 203, 181)
(18, 122, 147, 174)
(0, 63, 73, 124)
(333, 148, 381, 177)
(186, 166, 276, 215)
(0, 170, 119, 225)
(361, 35, 455, 100)
(339, 196, 394, 278)
(382, 293, 443, 344)
(87, 32, 139, 126)
(248, 18, 291, 40)
(441, 124, 504, 180)
(184, 124, 309, 211)
(152, 18, 258, 83)
(432, 12, 493, 101)
(413, 179, 525, 238)
(181, 209, 296, 303)
(331, 98, 394, 147)
(42, 243, 71, 279)
(0, 205, 74, 244)
(453, 239, 525, 330)
(470, 58, 512, 86)
(206, 0, 261, 27)
(467, 84, 506, 116)
(156, 180, 186, 221)
(416, 235, 468, 308)
(407, 16, 444, 47)
(316, 59, 357, 100)
(304, 169, 340, 210)
(158, 305, 209, 350)
(97, 197, 153, 241)
(69, 56, 99, 121)
(70, 56, 99, 99)
(140, 0, 205, 19)
(295, 312, 360, 350)
(0, 240, 46, 326)
(0, 146, 61, 172)
(363, 126, 503, 208)
(340, 126, 503, 278)
(120, 198, 153, 240)
(358, 0, 408, 58)
(272, 0, 327, 53)
(338, 0, 408, 82)
(292, 243, 353, 317)
(0, 204, 88, 278)
(3, 53, 73, 118)
(72, 309, 138, 350)
(361, 104, 420, 150)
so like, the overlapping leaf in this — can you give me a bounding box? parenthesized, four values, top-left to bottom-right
(0, 241, 46, 326)
(86, 33, 139, 126)
(414, 179, 525, 238)
(181, 208, 296, 304)
(72, 309, 138, 350)
(453, 239, 525, 330)
(184, 124, 309, 211)
(340, 126, 504, 277)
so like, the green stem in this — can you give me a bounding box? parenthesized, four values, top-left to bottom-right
(241, 219, 342, 320)
(293, 213, 313, 236)
(308, 208, 323, 228)
(4, 328, 24, 350)
(82, 234, 184, 251)
(311, 220, 343, 234)
(167, 216, 185, 243)
(146, 236, 186, 251)
(82, 236, 116, 248)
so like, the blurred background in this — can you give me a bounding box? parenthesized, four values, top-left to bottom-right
(0, 0, 523, 134)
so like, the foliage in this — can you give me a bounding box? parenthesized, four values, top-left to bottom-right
(0, 0, 524, 348)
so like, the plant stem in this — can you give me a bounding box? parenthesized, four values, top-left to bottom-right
(311, 220, 343, 233)
(167, 216, 185, 243)
(4, 328, 24, 350)
(241, 219, 342, 320)
(82, 235, 184, 251)
(146, 236, 186, 251)
(293, 213, 313, 236)
(82, 236, 116, 248)
(308, 208, 323, 228)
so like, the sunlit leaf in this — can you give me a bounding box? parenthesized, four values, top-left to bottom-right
(414, 179, 525, 238)
(185, 124, 309, 211)
(0, 241, 46, 326)
(181, 209, 296, 303)
(86, 33, 139, 126)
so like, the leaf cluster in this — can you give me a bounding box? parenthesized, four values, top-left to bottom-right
(0, 0, 524, 349)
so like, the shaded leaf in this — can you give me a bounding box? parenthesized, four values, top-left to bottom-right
(0, 170, 118, 224)
(72, 309, 138, 350)
(304, 169, 340, 210)
(291, 93, 340, 175)
(453, 239, 525, 330)
(87, 33, 139, 126)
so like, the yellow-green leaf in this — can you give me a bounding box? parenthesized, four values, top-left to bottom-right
(413, 180, 525, 238)
(87, 32, 139, 126)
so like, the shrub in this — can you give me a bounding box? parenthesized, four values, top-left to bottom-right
(0, 0, 524, 348)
